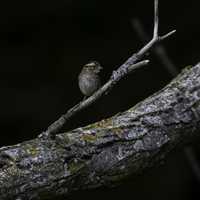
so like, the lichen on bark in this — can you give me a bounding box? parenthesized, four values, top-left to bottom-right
(1, 63, 200, 200)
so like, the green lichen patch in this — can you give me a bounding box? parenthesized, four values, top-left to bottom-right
(68, 159, 85, 174)
(81, 134, 97, 142)
(84, 118, 114, 130)
(26, 146, 40, 157)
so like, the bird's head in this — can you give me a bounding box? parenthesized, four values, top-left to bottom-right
(83, 61, 103, 74)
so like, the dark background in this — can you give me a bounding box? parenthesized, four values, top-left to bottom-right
(0, 0, 199, 199)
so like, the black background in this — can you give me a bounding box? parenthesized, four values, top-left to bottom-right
(0, 0, 199, 199)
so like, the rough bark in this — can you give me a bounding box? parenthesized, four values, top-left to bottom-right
(1, 63, 200, 200)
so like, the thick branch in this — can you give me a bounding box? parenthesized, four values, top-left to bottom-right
(131, 18, 200, 182)
(1, 63, 200, 200)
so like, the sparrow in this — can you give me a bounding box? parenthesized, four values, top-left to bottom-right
(78, 61, 102, 97)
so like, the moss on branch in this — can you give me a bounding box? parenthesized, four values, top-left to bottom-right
(1, 63, 200, 199)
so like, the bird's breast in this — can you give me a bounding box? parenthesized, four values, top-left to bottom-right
(78, 72, 101, 96)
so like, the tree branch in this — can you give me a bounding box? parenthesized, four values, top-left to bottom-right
(131, 18, 200, 183)
(42, 0, 176, 137)
(131, 18, 178, 76)
(1, 63, 200, 200)
(43, 60, 149, 137)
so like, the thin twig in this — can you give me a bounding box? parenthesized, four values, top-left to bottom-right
(41, 0, 176, 138)
(41, 60, 149, 137)
(132, 18, 200, 184)
(153, 0, 159, 38)
(131, 19, 178, 76)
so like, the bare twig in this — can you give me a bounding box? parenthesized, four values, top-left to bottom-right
(42, 60, 149, 137)
(131, 18, 178, 76)
(110, 0, 175, 82)
(153, 0, 159, 38)
(131, 18, 200, 183)
(41, 0, 176, 137)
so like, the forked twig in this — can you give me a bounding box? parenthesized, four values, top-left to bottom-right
(41, 0, 176, 138)
(131, 18, 178, 76)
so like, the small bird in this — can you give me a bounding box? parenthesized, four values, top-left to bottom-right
(78, 61, 102, 98)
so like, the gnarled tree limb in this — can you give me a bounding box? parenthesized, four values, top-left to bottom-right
(131, 18, 200, 183)
(1, 63, 200, 200)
